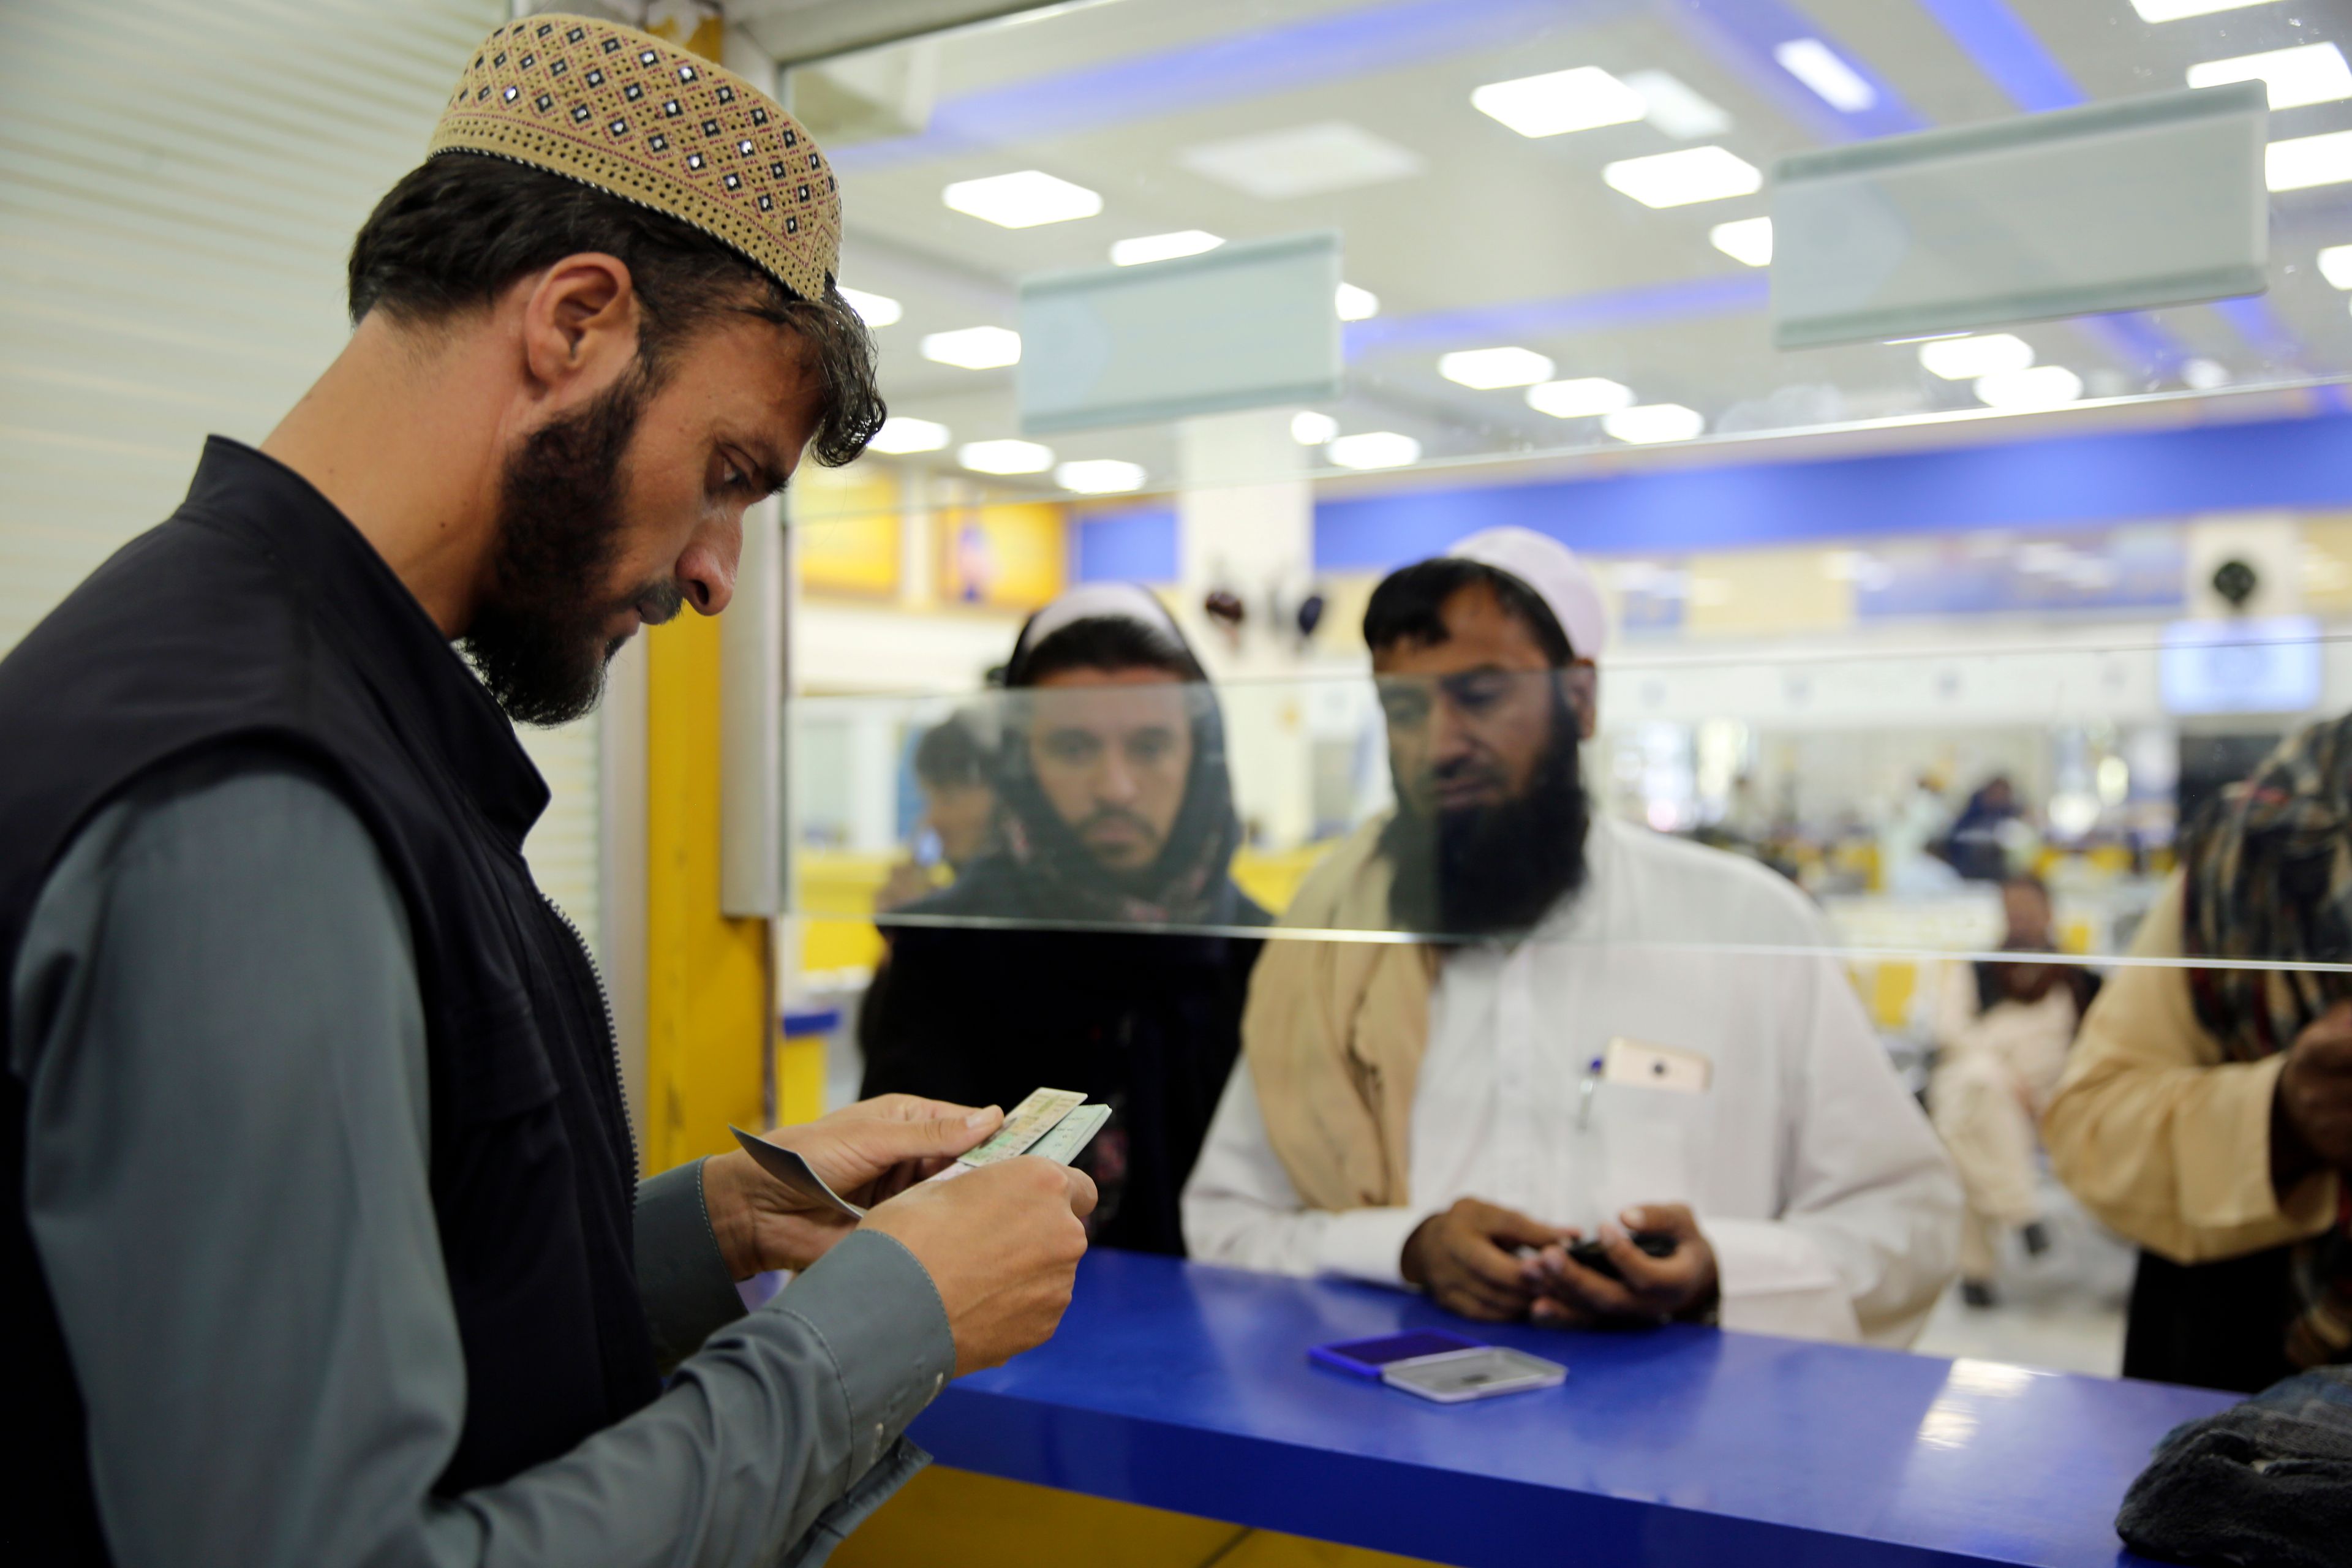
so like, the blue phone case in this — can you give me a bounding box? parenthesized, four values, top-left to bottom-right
(1308, 1329, 1486, 1380)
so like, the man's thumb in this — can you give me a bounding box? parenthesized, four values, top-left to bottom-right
(923, 1106, 1001, 1156)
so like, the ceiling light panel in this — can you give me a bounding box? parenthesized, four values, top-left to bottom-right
(1056, 459, 1147, 493)
(837, 286, 901, 328)
(1602, 146, 1762, 208)
(2268, 130, 2352, 192)
(1327, 431, 1421, 469)
(1439, 347, 1556, 388)
(1918, 333, 2034, 379)
(1974, 365, 2084, 410)
(2131, 0, 2272, 18)
(1110, 230, 1224, 266)
(921, 326, 1022, 369)
(1291, 410, 1339, 445)
(1623, 70, 1731, 139)
(1604, 404, 1705, 444)
(1335, 282, 1380, 321)
(1776, 39, 1878, 113)
(1470, 66, 1647, 138)
(1526, 378, 1634, 418)
(1178, 121, 1425, 200)
(2320, 244, 2352, 288)
(2188, 43, 2352, 110)
(867, 417, 949, 454)
(941, 170, 1102, 228)
(959, 439, 1054, 474)
(1709, 216, 1773, 267)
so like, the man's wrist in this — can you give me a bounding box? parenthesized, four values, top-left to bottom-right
(1398, 1216, 1436, 1287)
(2272, 1069, 2325, 1200)
(700, 1150, 764, 1280)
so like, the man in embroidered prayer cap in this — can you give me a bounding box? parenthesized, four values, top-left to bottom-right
(0, 17, 1091, 1566)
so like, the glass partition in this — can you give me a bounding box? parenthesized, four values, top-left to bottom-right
(790, 625, 2351, 964)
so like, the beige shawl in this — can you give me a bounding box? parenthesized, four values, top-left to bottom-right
(1241, 816, 1437, 1210)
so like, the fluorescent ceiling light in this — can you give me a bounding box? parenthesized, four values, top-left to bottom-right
(1335, 282, 1380, 320)
(1624, 69, 1731, 139)
(2321, 244, 2352, 288)
(1178, 121, 1424, 200)
(1056, 459, 1147, 494)
(2131, 0, 2274, 19)
(867, 417, 950, 454)
(1439, 346, 1555, 389)
(1110, 230, 1224, 266)
(1918, 333, 2034, 379)
(1604, 404, 1705, 444)
(1775, 38, 1878, 113)
(1290, 410, 1339, 445)
(837, 286, 901, 328)
(919, 326, 1022, 369)
(1526, 377, 1634, 419)
(1974, 365, 2084, 410)
(959, 439, 1054, 475)
(941, 170, 1102, 228)
(1709, 216, 1773, 267)
(2188, 43, 2352, 110)
(1602, 146, 1762, 208)
(1327, 431, 1421, 469)
(2268, 130, 2352, 192)
(1470, 66, 1647, 138)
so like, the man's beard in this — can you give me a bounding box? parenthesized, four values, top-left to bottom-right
(461, 373, 681, 727)
(1382, 693, 1590, 939)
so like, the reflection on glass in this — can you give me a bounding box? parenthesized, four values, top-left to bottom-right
(796, 634, 2352, 971)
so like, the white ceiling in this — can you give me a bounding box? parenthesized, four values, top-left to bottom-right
(742, 0, 2352, 500)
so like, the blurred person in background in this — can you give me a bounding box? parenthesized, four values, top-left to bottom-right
(875, 709, 1000, 915)
(1185, 529, 1958, 1345)
(1945, 774, 2025, 882)
(1931, 874, 2101, 1307)
(861, 584, 1271, 1254)
(2047, 716, 2352, 1391)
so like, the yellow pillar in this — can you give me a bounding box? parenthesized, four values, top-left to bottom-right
(644, 608, 772, 1170)
(634, 2, 782, 1174)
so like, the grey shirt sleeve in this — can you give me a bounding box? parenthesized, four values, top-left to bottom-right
(10, 752, 954, 1568)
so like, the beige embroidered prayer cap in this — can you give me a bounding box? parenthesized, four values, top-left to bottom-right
(428, 13, 840, 306)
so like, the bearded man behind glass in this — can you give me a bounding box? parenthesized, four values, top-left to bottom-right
(1183, 529, 1961, 1345)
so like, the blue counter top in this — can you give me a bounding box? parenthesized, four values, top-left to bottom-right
(909, 1250, 2232, 1567)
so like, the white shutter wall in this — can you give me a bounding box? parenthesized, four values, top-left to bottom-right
(0, 0, 601, 949)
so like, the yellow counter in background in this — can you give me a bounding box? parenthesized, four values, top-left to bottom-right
(835, 1467, 1437, 1568)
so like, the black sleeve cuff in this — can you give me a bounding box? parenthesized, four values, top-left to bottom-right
(634, 1157, 749, 1373)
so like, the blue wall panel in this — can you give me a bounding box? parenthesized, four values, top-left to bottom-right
(1313, 412, 2352, 573)
(1074, 507, 1180, 584)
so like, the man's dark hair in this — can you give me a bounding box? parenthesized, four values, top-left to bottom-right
(347, 153, 884, 466)
(913, 715, 991, 790)
(1363, 558, 1574, 666)
(1009, 615, 1205, 688)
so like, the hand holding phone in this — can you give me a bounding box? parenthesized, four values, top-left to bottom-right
(1528, 1205, 1719, 1328)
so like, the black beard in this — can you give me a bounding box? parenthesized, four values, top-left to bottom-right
(462, 374, 664, 727)
(1382, 695, 1589, 938)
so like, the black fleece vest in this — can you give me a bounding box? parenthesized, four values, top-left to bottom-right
(0, 439, 658, 1562)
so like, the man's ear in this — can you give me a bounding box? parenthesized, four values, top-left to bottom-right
(515, 252, 640, 395)
(1562, 663, 1599, 741)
